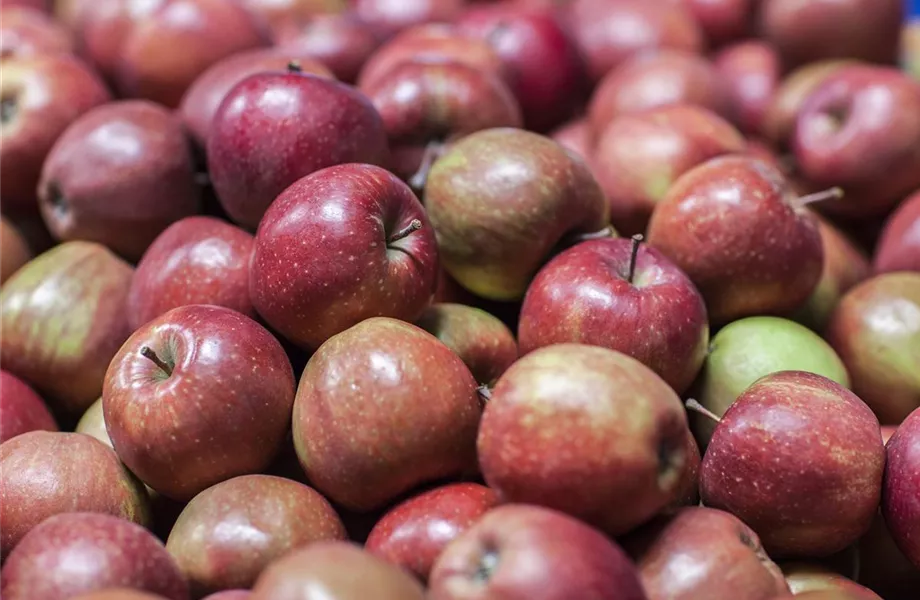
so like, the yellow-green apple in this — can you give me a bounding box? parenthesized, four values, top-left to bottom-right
(781, 563, 882, 599)
(874, 190, 920, 274)
(0, 5, 72, 57)
(713, 40, 781, 136)
(904, 20, 920, 80)
(882, 407, 920, 569)
(75, 397, 110, 447)
(272, 12, 381, 83)
(353, 0, 465, 41)
(0, 216, 32, 283)
(0, 370, 56, 444)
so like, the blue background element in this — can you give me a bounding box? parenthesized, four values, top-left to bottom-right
(910, 0, 920, 18)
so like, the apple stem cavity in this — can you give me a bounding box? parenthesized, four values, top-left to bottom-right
(627, 234, 643, 284)
(140, 346, 173, 377)
(388, 219, 422, 244)
(408, 141, 444, 194)
(795, 187, 844, 208)
(473, 547, 500, 584)
(568, 225, 616, 245)
(287, 60, 303, 73)
(477, 384, 493, 404)
(685, 398, 721, 424)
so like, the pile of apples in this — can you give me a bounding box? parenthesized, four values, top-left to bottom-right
(2, 0, 920, 598)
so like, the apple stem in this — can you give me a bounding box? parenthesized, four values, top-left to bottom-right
(287, 60, 302, 73)
(796, 187, 844, 208)
(627, 234, 643, 284)
(408, 141, 444, 194)
(388, 219, 422, 244)
(140, 346, 172, 377)
(477, 385, 492, 404)
(685, 399, 721, 424)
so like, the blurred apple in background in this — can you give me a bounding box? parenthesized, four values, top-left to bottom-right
(874, 189, 920, 274)
(0, 216, 33, 283)
(0, 5, 73, 57)
(549, 117, 594, 163)
(353, 0, 467, 41)
(713, 40, 781, 136)
(882, 407, 920, 570)
(239, 0, 346, 32)
(273, 12, 381, 83)
(75, 397, 110, 447)
(677, 0, 753, 45)
(0, 370, 56, 444)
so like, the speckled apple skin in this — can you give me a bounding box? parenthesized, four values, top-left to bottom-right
(882, 407, 920, 569)
(250, 164, 439, 350)
(1, 512, 188, 600)
(874, 190, 920, 274)
(477, 344, 689, 536)
(103, 305, 295, 501)
(0, 369, 57, 443)
(416, 303, 518, 386)
(0, 5, 72, 58)
(628, 507, 789, 600)
(0, 241, 134, 415)
(0, 431, 151, 558)
(646, 155, 823, 325)
(429, 504, 647, 600)
(519, 237, 709, 395)
(425, 128, 610, 301)
(207, 70, 389, 230)
(166, 474, 346, 596)
(251, 541, 426, 600)
(825, 273, 920, 424)
(365, 482, 500, 583)
(128, 216, 255, 331)
(292, 317, 481, 512)
(700, 370, 885, 558)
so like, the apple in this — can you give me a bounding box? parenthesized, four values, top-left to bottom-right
(757, 0, 902, 68)
(72, 591, 171, 600)
(781, 563, 882, 599)
(624, 507, 789, 600)
(691, 316, 850, 448)
(700, 370, 885, 558)
(592, 104, 746, 235)
(166, 474, 346, 596)
(0, 215, 32, 283)
(0, 370, 56, 444)
(0, 241, 133, 416)
(354, 0, 465, 41)
(670, 429, 702, 509)
(0, 5, 72, 57)
(479, 343, 689, 536)
(239, 0, 347, 32)
(549, 118, 594, 163)
(202, 593, 250, 600)
(127, 216, 255, 331)
(874, 189, 920, 274)
(0, 53, 110, 216)
(713, 40, 782, 136)
(102, 304, 296, 501)
(905, 19, 920, 80)
(792, 65, 920, 218)
(646, 155, 824, 325)
(566, 0, 703, 83)
(589, 50, 728, 136)
(4, 212, 54, 254)
(292, 317, 481, 511)
(0, 0, 50, 11)
(207, 67, 389, 230)
(882, 406, 920, 569)
(428, 504, 647, 600)
(250, 163, 438, 349)
(519, 236, 709, 395)
(272, 12, 381, 83)
(365, 482, 500, 583)
(825, 273, 920, 424)
(75, 397, 111, 447)
(858, 511, 920, 600)
(251, 541, 426, 599)
(37, 100, 202, 262)
(0, 431, 150, 557)
(425, 127, 610, 301)
(1, 512, 189, 600)
(677, 0, 753, 45)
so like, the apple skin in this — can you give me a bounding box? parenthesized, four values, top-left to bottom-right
(425, 127, 610, 302)
(428, 503, 647, 600)
(365, 483, 500, 583)
(713, 40, 782, 136)
(858, 511, 920, 600)
(292, 317, 482, 511)
(353, 0, 465, 41)
(273, 12, 381, 84)
(670, 429, 701, 509)
(0, 431, 151, 558)
(0, 370, 56, 444)
(166, 474, 347, 596)
(0, 53, 110, 216)
(0, 5, 72, 57)
(202, 592, 251, 600)
(415, 303, 518, 386)
(676, 0, 752, 45)
(0, 241, 134, 416)
(239, 0, 347, 33)
(549, 118, 594, 163)
(518, 237, 709, 395)
(250, 163, 438, 350)
(75, 397, 111, 447)
(623, 507, 789, 600)
(71, 590, 173, 600)
(102, 304, 296, 501)
(874, 189, 920, 274)
(781, 563, 882, 600)
(479, 343, 689, 536)
(825, 273, 920, 425)
(207, 70, 389, 230)
(700, 370, 885, 558)
(1, 512, 189, 600)
(592, 104, 746, 235)
(127, 216, 255, 331)
(0, 216, 32, 284)
(882, 407, 920, 569)
(646, 155, 824, 326)
(0, 0, 50, 11)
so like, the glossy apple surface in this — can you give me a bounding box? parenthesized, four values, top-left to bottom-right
(874, 190, 920, 274)
(882, 407, 920, 569)
(273, 12, 380, 83)
(0, 5, 72, 58)
(0, 370, 56, 444)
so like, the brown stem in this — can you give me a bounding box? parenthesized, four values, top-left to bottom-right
(388, 219, 422, 244)
(287, 60, 302, 73)
(796, 186, 844, 208)
(140, 346, 172, 377)
(627, 234, 643, 284)
(685, 399, 721, 424)
(408, 141, 444, 194)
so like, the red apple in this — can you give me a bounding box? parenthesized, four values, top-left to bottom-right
(1, 512, 188, 600)
(166, 474, 346, 596)
(874, 189, 920, 274)
(713, 40, 782, 136)
(0, 5, 72, 57)
(549, 117, 594, 163)
(273, 12, 381, 83)
(700, 370, 885, 558)
(127, 216, 255, 331)
(0, 241, 133, 415)
(353, 0, 466, 41)
(72, 590, 171, 600)
(428, 504, 647, 600)
(858, 511, 920, 600)
(0, 215, 32, 283)
(671, 429, 702, 508)
(882, 407, 920, 569)
(677, 0, 753, 45)
(239, 0, 346, 32)
(0, 370, 56, 444)
(0, 0, 50, 11)
(202, 592, 250, 600)
(0, 431, 150, 557)
(0, 53, 110, 216)
(782, 563, 882, 599)
(102, 305, 296, 501)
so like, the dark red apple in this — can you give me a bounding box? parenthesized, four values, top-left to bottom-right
(0, 53, 110, 216)
(882, 407, 920, 569)
(549, 117, 594, 163)
(428, 503, 647, 600)
(166, 474, 346, 596)
(646, 155, 824, 325)
(353, 0, 465, 41)
(273, 12, 381, 83)
(0, 370, 56, 444)
(858, 511, 920, 600)
(207, 67, 389, 230)
(0, 5, 72, 57)
(0, 241, 133, 415)
(102, 305, 296, 501)
(713, 40, 782, 136)
(874, 189, 920, 274)
(365, 483, 500, 583)
(1, 512, 188, 600)
(700, 370, 885, 558)
(677, 0, 753, 45)
(239, 0, 346, 32)
(0, 431, 150, 557)
(127, 216, 255, 331)
(0, 215, 32, 283)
